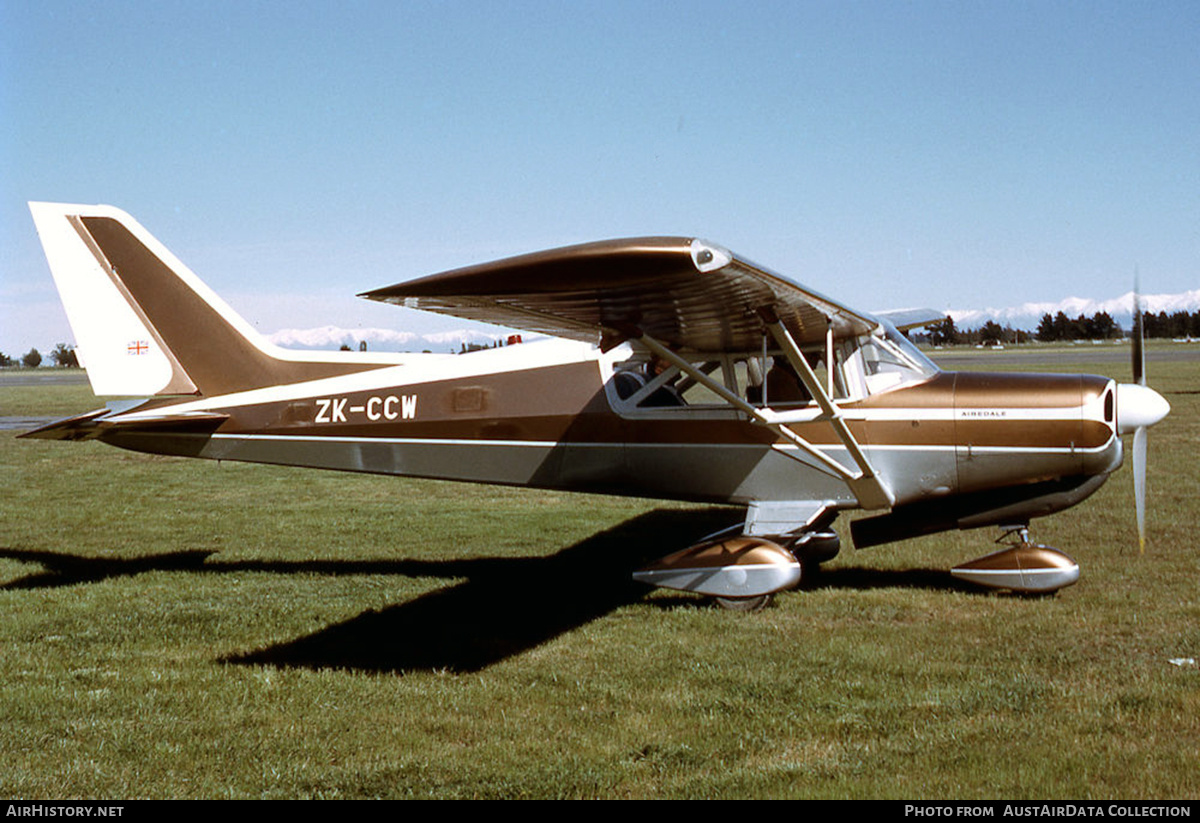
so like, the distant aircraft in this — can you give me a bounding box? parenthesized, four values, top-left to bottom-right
(23, 203, 1170, 608)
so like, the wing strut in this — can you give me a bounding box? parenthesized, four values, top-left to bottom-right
(632, 329, 894, 512)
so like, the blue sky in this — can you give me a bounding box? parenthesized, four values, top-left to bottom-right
(2, 0, 1197, 355)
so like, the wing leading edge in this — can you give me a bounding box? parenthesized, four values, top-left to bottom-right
(360, 237, 878, 351)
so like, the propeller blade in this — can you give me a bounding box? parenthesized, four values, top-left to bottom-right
(1131, 278, 1145, 386)
(1133, 425, 1147, 554)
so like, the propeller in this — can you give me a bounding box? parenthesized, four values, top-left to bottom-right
(1116, 282, 1170, 552)
(1132, 277, 1145, 386)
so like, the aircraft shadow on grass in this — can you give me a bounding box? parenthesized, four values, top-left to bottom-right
(0, 547, 218, 589)
(0, 508, 970, 673)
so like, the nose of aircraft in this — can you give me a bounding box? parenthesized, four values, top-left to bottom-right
(1116, 383, 1171, 435)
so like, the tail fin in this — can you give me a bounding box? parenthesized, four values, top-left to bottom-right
(29, 203, 382, 397)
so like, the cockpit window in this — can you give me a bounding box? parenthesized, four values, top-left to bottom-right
(606, 321, 937, 414)
(853, 322, 938, 395)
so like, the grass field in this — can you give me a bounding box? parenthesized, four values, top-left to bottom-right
(1, 352, 1197, 799)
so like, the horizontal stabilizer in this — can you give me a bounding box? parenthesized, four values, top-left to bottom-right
(17, 409, 111, 441)
(19, 409, 228, 441)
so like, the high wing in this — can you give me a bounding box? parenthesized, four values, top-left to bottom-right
(360, 237, 879, 351)
(363, 236, 901, 512)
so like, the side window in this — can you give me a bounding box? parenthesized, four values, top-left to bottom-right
(848, 327, 937, 396)
(611, 356, 688, 409)
(760, 350, 849, 406)
(609, 354, 734, 411)
(609, 346, 851, 413)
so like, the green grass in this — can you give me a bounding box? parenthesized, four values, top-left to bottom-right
(0, 369, 97, 417)
(0, 359, 1197, 798)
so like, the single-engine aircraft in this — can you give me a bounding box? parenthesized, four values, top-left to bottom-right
(23, 203, 1171, 608)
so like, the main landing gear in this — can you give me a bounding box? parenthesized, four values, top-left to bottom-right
(632, 529, 841, 611)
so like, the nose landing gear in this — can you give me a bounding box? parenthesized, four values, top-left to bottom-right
(951, 524, 1080, 594)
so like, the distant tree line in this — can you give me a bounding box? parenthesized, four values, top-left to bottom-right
(1036, 311, 1121, 341)
(0, 344, 79, 368)
(921, 318, 1029, 346)
(1137, 310, 1200, 339)
(1035, 310, 1200, 341)
(917, 310, 1200, 346)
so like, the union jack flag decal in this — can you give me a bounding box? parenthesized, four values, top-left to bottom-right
(127, 340, 149, 356)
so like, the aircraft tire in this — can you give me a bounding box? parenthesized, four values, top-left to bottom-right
(713, 594, 772, 612)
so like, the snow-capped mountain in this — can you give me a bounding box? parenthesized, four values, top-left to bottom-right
(266, 290, 1200, 350)
(268, 325, 508, 352)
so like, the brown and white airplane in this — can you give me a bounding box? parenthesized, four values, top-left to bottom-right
(23, 202, 1170, 607)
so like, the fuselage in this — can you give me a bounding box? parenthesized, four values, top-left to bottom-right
(90, 338, 1123, 540)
